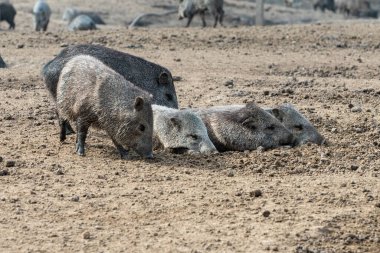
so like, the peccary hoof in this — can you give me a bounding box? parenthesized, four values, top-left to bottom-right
(76, 143, 85, 156)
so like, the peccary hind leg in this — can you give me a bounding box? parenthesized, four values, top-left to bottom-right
(112, 138, 129, 160)
(75, 119, 90, 156)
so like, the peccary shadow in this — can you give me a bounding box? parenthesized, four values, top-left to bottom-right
(87, 131, 235, 171)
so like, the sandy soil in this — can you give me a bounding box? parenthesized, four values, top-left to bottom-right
(0, 1, 380, 252)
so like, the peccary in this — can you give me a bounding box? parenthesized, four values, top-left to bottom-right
(195, 103, 324, 146)
(0, 55, 6, 68)
(43, 44, 178, 136)
(178, 0, 224, 27)
(152, 105, 217, 154)
(0, 3, 16, 29)
(68, 15, 96, 31)
(192, 103, 294, 152)
(267, 104, 324, 146)
(62, 8, 106, 24)
(313, 0, 336, 12)
(55, 55, 154, 159)
(33, 0, 51, 32)
(335, 0, 376, 17)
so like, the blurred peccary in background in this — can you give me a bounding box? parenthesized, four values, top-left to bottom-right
(0, 2, 16, 29)
(33, 0, 51, 31)
(336, 0, 378, 18)
(313, 0, 336, 12)
(178, 0, 224, 27)
(68, 14, 96, 31)
(62, 7, 106, 24)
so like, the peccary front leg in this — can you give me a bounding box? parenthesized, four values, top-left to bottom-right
(75, 119, 89, 156)
(8, 20, 15, 30)
(186, 14, 194, 27)
(200, 12, 207, 27)
(111, 138, 129, 160)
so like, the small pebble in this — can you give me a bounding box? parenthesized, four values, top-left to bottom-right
(0, 169, 9, 176)
(227, 170, 235, 177)
(5, 160, 15, 167)
(350, 165, 359, 171)
(17, 44, 24, 49)
(263, 210, 271, 217)
(83, 231, 91, 240)
(250, 189, 262, 198)
(71, 196, 80, 202)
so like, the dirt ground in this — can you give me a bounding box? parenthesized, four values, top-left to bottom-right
(1, 1, 380, 253)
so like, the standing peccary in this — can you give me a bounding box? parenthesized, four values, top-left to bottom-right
(152, 105, 217, 154)
(43, 44, 178, 135)
(0, 3, 16, 29)
(192, 103, 294, 152)
(62, 8, 106, 25)
(68, 15, 96, 31)
(33, 0, 51, 32)
(0, 55, 6, 68)
(313, 0, 336, 12)
(178, 0, 224, 27)
(55, 55, 154, 159)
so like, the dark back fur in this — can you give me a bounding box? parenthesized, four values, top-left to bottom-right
(42, 44, 178, 108)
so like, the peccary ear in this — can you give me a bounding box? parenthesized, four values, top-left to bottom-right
(158, 72, 170, 85)
(134, 97, 144, 111)
(170, 117, 181, 129)
(242, 117, 257, 130)
(271, 108, 285, 122)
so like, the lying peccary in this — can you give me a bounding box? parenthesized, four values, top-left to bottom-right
(55, 55, 154, 159)
(192, 103, 294, 152)
(62, 8, 106, 24)
(152, 105, 217, 154)
(195, 103, 324, 146)
(0, 55, 6, 68)
(68, 15, 96, 31)
(313, 0, 336, 12)
(43, 44, 178, 135)
(178, 0, 224, 27)
(0, 3, 16, 29)
(267, 104, 324, 146)
(33, 0, 51, 32)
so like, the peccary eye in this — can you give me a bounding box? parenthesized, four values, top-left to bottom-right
(138, 124, 145, 132)
(166, 93, 173, 101)
(266, 125, 275, 131)
(294, 125, 303, 131)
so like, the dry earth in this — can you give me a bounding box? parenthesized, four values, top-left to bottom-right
(0, 1, 380, 253)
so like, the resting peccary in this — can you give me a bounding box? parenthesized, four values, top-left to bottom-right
(43, 44, 178, 136)
(62, 8, 106, 24)
(68, 15, 96, 31)
(195, 103, 324, 146)
(55, 55, 153, 159)
(267, 104, 324, 146)
(335, 0, 376, 17)
(33, 0, 51, 32)
(313, 0, 336, 12)
(192, 103, 294, 152)
(0, 3, 16, 29)
(0, 55, 5, 68)
(152, 105, 217, 154)
(178, 0, 224, 27)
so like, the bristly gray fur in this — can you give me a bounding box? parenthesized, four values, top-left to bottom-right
(56, 55, 154, 158)
(152, 105, 217, 154)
